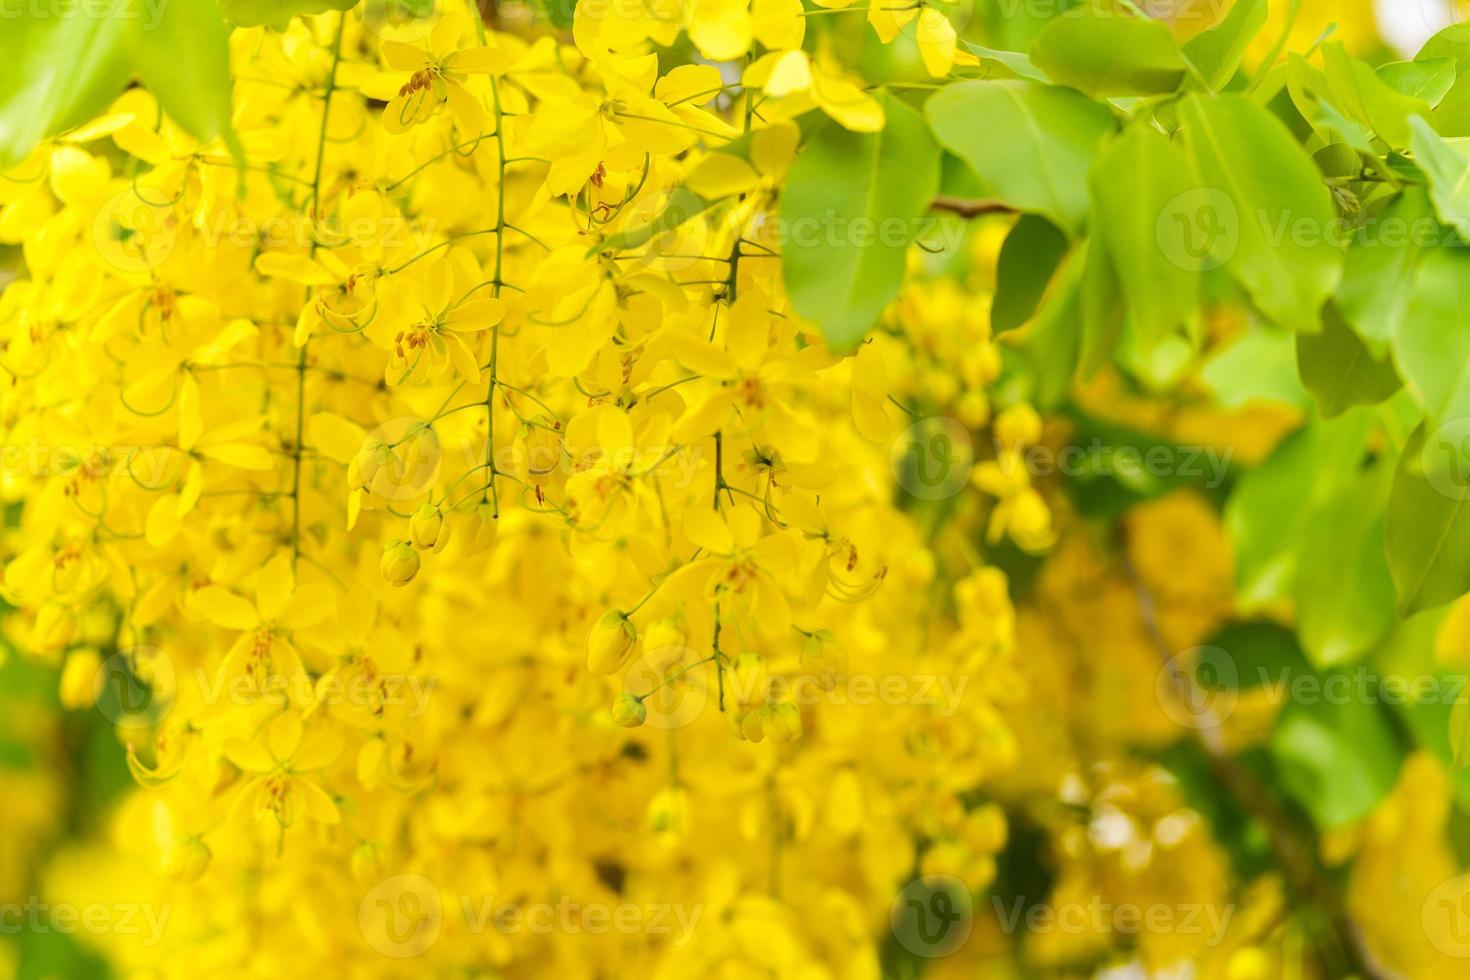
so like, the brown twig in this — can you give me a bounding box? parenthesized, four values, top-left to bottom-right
(928, 195, 1017, 218)
(1120, 537, 1397, 980)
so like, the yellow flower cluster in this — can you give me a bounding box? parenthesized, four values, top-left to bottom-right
(0, 5, 1024, 975)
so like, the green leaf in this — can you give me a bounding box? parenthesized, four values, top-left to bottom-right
(1294, 457, 1396, 666)
(1336, 186, 1437, 353)
(0, 0, 238, 167)
(1077, 232, 1123, 380)
(1377, 58, 1457, 107)
(1387, 423, 1470, 615)
(1182, 0, 1266, 91)
(1088, 124, 1198, 351)
(991, 215, 1068, 333)
(1271, 679, 1402, 828)
(1416, 24, 1470, 135)
(1390, 247, 1470, 433)
(1029, 7, 1186, 98)
(1199, 327, 1309, 410)
(131, 0, 235, 145)
(0, 13, 130, 166)
(1452, 694, 1470, 770)
(1224, 412, 1373, 608)
(925, 80, 1114, 236)
(1022, 240, 1085, 409)
(1409, 115, 1470, 240)
(217, 0, 360, 29)
(1178, 93, 1342, 330)
(958, 42, 1047, 83)
(780, 92, 940, 353)
(1321, 42, 1431, 150)
(1195, 620, 1311, 692)
(1295, 302, 1401, 419)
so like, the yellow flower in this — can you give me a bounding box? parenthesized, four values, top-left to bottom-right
(380, 14, 510, 134)
(223, 712, 344, 828)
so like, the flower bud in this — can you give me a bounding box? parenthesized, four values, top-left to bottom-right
(587, 610, 636, 674)
(767, 701, 802, 744)
(517, 423, 562, 487)
(380, 539, 421, 587)
(799, 629, 847, 677)
(611, 693, 646, 728)
(410, 503, 449, 553)
(733, 704, 768, 743)
(351, 841, 383, 882)
(351, 438, 391, 488)
(642, 617, 687, 672)
(994, 402, 1041, 450)
(163, 837, 212, 882)
(730, 653, 769, 708)
(35, 602, 78, 652)
(964, 803, 1007, 853)
(464, 499, 498, 555)
(59, 648, 101, 710)
(1009, 488, 1054, 553)
(647, 786, 689, 838)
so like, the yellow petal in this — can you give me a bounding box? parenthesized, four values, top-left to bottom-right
(683, 153, 760, 200)
(255, 252, 335, 286)
(194, 586, 259, 631)
(917, 8, 957, 78)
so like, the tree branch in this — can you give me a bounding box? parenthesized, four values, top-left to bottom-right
(1120, 538, 1398, 980)
(928, 195, 1016, 218)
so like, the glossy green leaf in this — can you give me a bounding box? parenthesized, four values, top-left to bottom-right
(1088, 124, 1197, 351)
(1387, 423, 1470, 616)
(991, 215, 1068, 333)
(1200, 327, 1309, 410)
(1195, 620, 1312, 692)
(780, 93, 940, 353)
(1271, 680, 1402, 828)
(1417, 24, 1470, 135)
(0, 0, 238, 167)
(1390, 247, 1470, 433)
(1077, 233, 1123, 380)
(1023, 240, 1085, 409)
(958, 42, 1047, 83)
(1409, 115, 1470, 240)
(926, 80, 1114, 236)
(130, 0, 235, 146)
(1294, 457, 1396, 666)
(1178, 93, 1342, 331)
(1182, 0, 1266, 91)
(0, 13, 129, 166)
(1336, 186, 1438, 353)
(1224, 412, 1373, 608)
(1296, 303, 1401, 419)
(1321, 42, 1430, 150)
(1029, 8, 1186, 98)
(1377, 58, 1457, 107)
